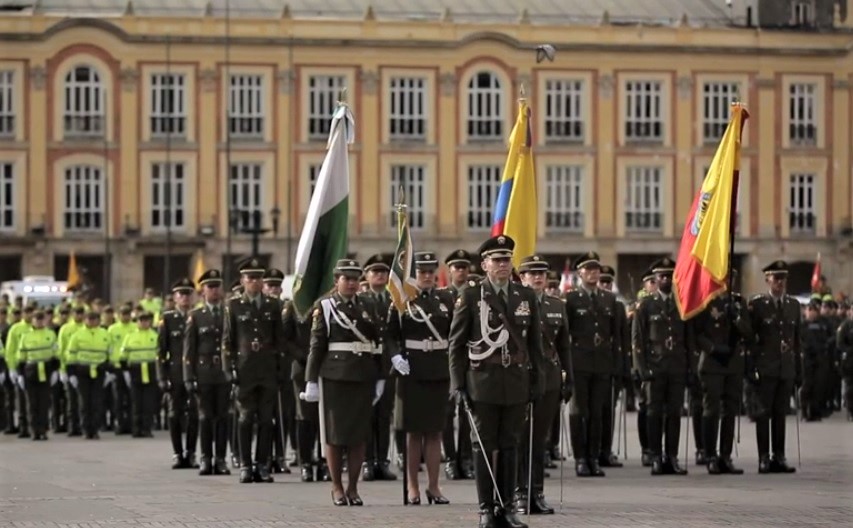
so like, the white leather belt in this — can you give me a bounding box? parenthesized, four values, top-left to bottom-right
(328, 342, 380, 355)
(405, 339, 448, 352)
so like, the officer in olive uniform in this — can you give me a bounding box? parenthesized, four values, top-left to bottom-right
(632, 258, 691, 476)
(449, 235, 543, 528)
(442, 249, 474, 481)
(515, 255, 571, 515)
(800, 301, 832, 422)
(597, 264, 628, 468)
(820, 298, 841, 416)
(158, 278, 200, 469)
(263, 268, 294, 474)
(184, 269, 231, 476)
(634, 267, 657, 466)
(222, 259, 287, 484)
(563, 252, 621, 478)
(690, 289, 751, 474)
(836, 303, 853, 420)
(361, 254, 398, 482)
(748, 260, 801, 473)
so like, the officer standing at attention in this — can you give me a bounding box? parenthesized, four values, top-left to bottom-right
(634, 267, 657, 466)
(563, 252, 621, 478)
(108, 306, 136, 435)
(159, 278, 199, 469)
(119, 311, 159, 438)
(800, 301, 832, 422)
(449, 235, 543, 528)
(184, 269, 231, 475)
(222, 259, 286, 484)
(836, 303, 853, 420)
(66, 311, 111, 440)
(16, 310, 58, 440)
(262, 268, 294, 474)
(596, 264, 628, 469)
(632, 258, 691, 476)
(748, 260, 801, 474)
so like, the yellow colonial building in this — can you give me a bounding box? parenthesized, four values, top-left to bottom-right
(1, 0, 852, 301)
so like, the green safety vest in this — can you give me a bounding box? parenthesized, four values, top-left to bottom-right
(108, 321, 136, 366)
(4, 321, 32, 371)
(67, 327, 111, 378)
(18, 328, 58, 383)
(58, 320, 83, 373)
(120, 328, 158, 384)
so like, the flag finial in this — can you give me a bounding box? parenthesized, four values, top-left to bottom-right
(395, 185, 407, 214)
(338, 87, 347, 104)
(519, 83, 526, 99)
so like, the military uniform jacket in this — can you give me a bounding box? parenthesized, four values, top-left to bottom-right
(445, 283, 469, 303)
(616, 301, 631, 378)
(222, 294, 286, 387)
(632, 292, 692, 377)
(837, 319, 853, 374)
(282, 300, 312, 383)
(800, 317, 833, 369)
(386, 288, 454, 381)
(448, 279, 544, 406)
(564, 287, 621, 375)
(691, 294, 752, 375)
(183, 304, 227, 385)
(306, 292, 387, 384)
(538, 294, 571, 392)
(748, 294, 801, 380)
(158, 310, 189, 383)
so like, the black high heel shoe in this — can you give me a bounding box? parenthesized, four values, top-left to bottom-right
(331, 490, 348, 507)
(407, 494, 421, 505)
(425, 490, 450, 505)
(346, 493, 364, 506)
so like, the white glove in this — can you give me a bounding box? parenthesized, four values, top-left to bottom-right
(17, 375, 25, 390)
(391, 354, 410, 376)
(59, 371, 69, 385)
(69, 375, 79, 389)
(373, 379, 386, 406)
(123, 371, 131, 387)
(50, 371, 60, 386)
(103, 372, 116, 388)
(0, 371, 5, 385)
(9, 370, 17, 386)
(299, 381, 320, 402)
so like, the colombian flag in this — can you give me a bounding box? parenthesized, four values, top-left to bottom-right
(673, 103, 748, 320)
(491, 99, 537, 269)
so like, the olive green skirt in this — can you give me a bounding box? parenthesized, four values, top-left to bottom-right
(321, 378, 373, 446)
(393, 377, 450, 433)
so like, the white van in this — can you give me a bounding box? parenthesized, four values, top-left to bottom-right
(0, 276, 73, 308)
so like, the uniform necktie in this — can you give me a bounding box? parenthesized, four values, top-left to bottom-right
(498, 289, 507, 310)
(213, 306, 220, 319)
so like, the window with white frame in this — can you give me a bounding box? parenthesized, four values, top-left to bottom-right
(229, 163, 263, 231)
(150, 73, 186, 138)
(308, 75, 345, 140)
(789, 173, 816, 234)
(789, 83, 817, 146)
(793, 2, 812, 25)
(699, 165, 741, 232)
(64, 165, 104, 231)
(0, 162, 14, 230)
(64, 66, 104, 137)
(625, 166, 662, 232)
(150, 162, 186, 231)
(467, 72, 503, 141)
(544, 79, 584, 143)
(389, 164, 425, 229)
(545, 165, 584, 232)
(702, 82, 739, 143)
(624, 81, 663, 142)
(228, 74, 263, 139)
(0, 70, 13, 137)
(467, 165, 501, 230)
(389, 77, 426, 141)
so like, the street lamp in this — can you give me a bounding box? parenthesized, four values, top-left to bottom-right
(232, 206, 281, 259)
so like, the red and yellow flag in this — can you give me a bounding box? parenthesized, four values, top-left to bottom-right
(673, 104, 749, 320)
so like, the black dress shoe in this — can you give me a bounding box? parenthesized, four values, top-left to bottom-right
(375, 460, 398, 481)
(758, 455, 772, 474)
(444, 460, 460, 480)
(530, 492, 554, 514)
(89, 432, 100, 440)
(478, 510, 498, 528)
(198, 457, 213, 476)
(231, 456, 241, 469)
(720, 457, 743, 475)
(461, 458, 475, 479)
(317, 463, 331, 482)
(214, 458, 231, 475)
(600, 453, 623, 468)
(513, 492, 528, 515)
(500, 508, 528, 528)
(239, 468, 253, 483)
(588, 458, 606, 477)
(575, 459, 591, 477)
(172, 454, 185, 470)
(669, 457, 688, 475)
(651, 458, 666, 475)
(255, 464, 274, 483)
(301, 464, 315, 482)
(361, 461, 375, 481)
(771, 456, 796, 474)
(695, 450, 708, 466)
(706, 456, 722, 475)
(185, 452, 199, 469)
(641, 450, 653, 467)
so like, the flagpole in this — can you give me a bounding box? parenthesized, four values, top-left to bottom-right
(338, 87, 348, 257)
(164, 33, 173, 295)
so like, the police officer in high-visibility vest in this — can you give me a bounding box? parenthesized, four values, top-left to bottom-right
(16, 310, 59, 440)
(66, 312, 112, 440)
(59, 306, 86, 436)
(5, 305, 34, 438)
(120, 312, 159, 438)
(108, 306, 136, 435)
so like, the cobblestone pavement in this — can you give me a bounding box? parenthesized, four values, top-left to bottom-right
(1, 410, 851, 528)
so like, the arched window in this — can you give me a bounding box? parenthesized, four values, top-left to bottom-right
(64, 66, 104, 137)
(466, 71, 503, 141)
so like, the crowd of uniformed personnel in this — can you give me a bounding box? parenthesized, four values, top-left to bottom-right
(0, 239, 851, 527)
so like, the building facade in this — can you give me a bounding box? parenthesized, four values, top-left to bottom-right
(1, 0, 852, 301)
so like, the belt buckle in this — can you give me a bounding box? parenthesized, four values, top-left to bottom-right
(780, 340, 790, 354)
(593, 333, 604, 347)
(251, 340, 260, 352)
(501, 348, 511, 368)
(664, 336, 674, 351)
(425, 340, 434, 352)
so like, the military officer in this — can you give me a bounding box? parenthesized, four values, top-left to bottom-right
(514, 255, 571, 515)
(632, 257, 691, 476)
(448, 235, 543, 528)
(222, 259, 287, 484)
(545, 272, 561, 298)
(387, 251, 454, 505)
(184, 269, 231, 476)
(800, 301, 832, 422)
(563, 252, 621, 478)
(262, 268, 294, 474)
(836, 303, 853, 420)
(748, 260, 801, 473)
(690, 288, 751, 475)
(442, 249, 475, 481)
(158, 278, 199, 469)
(119, 312, 159, 438)
(634, 267, 657, 466)
(301, 259, 387, 506)
(820, 298, 841, 416)
(66, 311, 112, 440)
(16, 310, 58, 440)
(596, 264, 628, 469)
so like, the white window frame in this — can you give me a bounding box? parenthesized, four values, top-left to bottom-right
(544, 79, 584, 143)
(625, 166, 663, 232)
(64, 165, 104, 232)
(229, 163, 263, 231)
(545, 165, 584, 233)
(789, 83, 817, 146)
(388, 76, 427, 142)
(467, 165, 502, 230)
(228, 74, 264, 139)
(702, 82, 739, 144)
(0, 161, 14, 231)
(150, 162, 186, 232)
(150, 73, 187, 138)
(0, 70, 13, 137)
(308, 75, 345, 141)
(789, 173, 816, 234)
(624, 81, 663, 142)
(389, 164, 426, 230)
(63, 66, 104, 138)
(466, 72, 503, 141)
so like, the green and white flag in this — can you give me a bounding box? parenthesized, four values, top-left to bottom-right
(292, 103, 354, 318)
